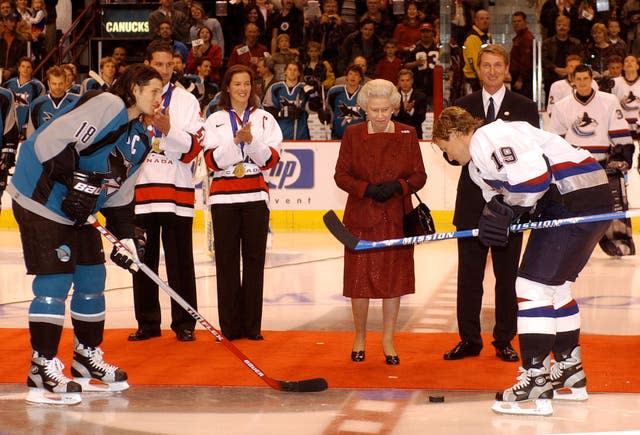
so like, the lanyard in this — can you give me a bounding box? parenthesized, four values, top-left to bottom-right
(229, 107, 251, 155)
(150, 83, 175, 139)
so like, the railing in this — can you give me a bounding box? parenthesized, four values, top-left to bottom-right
(33, 1, 100, 79)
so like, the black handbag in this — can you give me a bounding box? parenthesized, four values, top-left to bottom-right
(403, 192, 436, 237)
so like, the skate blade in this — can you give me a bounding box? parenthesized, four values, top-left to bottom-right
(74, 378, 129, 392)
(491, 399, 553, 416)
(26, 388, 81, 405)
(553, 387, 588, 401)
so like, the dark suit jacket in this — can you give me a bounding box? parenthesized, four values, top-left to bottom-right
(452, 89, 540, 229)
(392, 89, 427, 139)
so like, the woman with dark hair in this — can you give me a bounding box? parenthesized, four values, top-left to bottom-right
(392, 1, 425, 55)
(8, 64, 163, 405)
(202, 65, 283, 341)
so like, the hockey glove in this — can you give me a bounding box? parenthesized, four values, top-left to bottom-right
(607, 144, 634, 173)
(317, 108, 332, 124)
(61, 171, 103, 227)
(110, 238, 140, 273)
(478, 196, 514, 247)
(0, 148, 16, 170)
(133, 226, 147, 261)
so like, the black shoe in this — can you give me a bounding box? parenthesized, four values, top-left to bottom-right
(176, 329, 195, 342)
(351, 350, 365, 362)
(495, 344, 519, 362)
(247, 334, 264, 341)
(128, 328, 161, 341)
(385, 354, 400, 365)
(443, 341, 482, 360)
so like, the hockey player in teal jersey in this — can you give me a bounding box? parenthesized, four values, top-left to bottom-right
(0, 87, 19, 213)
(26, 65, 80, 137)
(3, 57, 45, 138)
(8, 64, 163, 405)
(326, 64, 365, 139)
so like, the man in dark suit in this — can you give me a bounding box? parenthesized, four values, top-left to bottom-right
(443, 44, 540, 362)
(392, 69, 428, 139)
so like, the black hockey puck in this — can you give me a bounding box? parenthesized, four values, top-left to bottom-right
(428, 395, 445, 403)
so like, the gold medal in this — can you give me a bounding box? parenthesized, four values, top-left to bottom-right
(151, 138, 161, 153)
(233, 163, 246, 178)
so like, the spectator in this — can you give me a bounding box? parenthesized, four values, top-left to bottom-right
(255, 56, 276, 101)
(188, 2, 224, 55)
(227, 23, 268, 76)
(541, 15, 585, 104)
(335, 55, 372, 85)
(333, 78, 427, 366)
(449, 0, 480, 45)
(302, 0, 347, 70)
(302, 40, 335, 91)
(194, 57, 218, 108)
(271, 0, 304, 52)
(61, 63, 81, 95)
(587, 22, 626, 83)
(148, 0, 190, 44)
(392, 68, 427, 138)
(404, 22, 439, 109)
(270, 33, 300, 81)
(130, 40, 204, 343)
(392, 1, 425, 56)
(374, 39, 403, 85)
(111, 46, 128, 77)
(0, 12, 28, 82)
(462, 9, 492, 92)
(608, 19, 627, 55)
(510, 11, 535, 99)
(154, 18, 188, 63)
(622, 0, 640, 55)
(359, 0, 397, 40)
(338, 19, 384, 76)
(42, 0, 57, 61)
(539, 0, 578, 39)
(186, 26, 223, 86)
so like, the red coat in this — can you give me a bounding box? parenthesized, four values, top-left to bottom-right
(334, 121, 427, 298)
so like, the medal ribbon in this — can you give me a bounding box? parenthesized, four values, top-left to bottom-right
(150, 83, 175, 140)
(229, 106, 252, 159)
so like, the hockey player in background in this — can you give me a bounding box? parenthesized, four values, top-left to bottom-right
(548, 64, 635, 257)
(26, 65, 80, 137)
(326, 64, 366, 139)
(433, 106, 612, 416)
(4, 57, 45, 139)
(0, 87, 19, 214)
(7, 64, 163, 405)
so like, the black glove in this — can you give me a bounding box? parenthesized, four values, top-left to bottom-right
(364, 183, 382, 200)
(61, 171, 103, 226)
(478, 196, 514, 247)
(377, 180, 402, 202)
(133, 226, 147, 260)
(607, 144, 634, 172)
(0, 148, 16, 170)
(110, 239, 140, 273)
(318, 108, 332, 124)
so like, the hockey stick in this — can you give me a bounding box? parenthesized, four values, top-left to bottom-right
(323, 209, 640, 251)
(88, 70, 106, 87)
(88, 216, 328, 393)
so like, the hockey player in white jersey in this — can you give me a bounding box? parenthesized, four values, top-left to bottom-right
(548, 64, 635, 256)
(433, 106, 612, 416)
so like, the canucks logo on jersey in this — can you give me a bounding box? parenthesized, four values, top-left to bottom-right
(620, 91, 640, 111)
(571, 112, 599, 137)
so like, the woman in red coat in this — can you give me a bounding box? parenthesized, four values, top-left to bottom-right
(334, 79, 427, 365)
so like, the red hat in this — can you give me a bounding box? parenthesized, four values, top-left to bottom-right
(420, 23, 434, 31)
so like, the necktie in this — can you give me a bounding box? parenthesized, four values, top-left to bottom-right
(486, 96, 495, 122)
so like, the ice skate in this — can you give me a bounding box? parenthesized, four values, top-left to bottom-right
(549, 345, 588, 401)
(71, 338, 129, 392)
(492, 355, 554, 416)
(26, 352, 82, 405)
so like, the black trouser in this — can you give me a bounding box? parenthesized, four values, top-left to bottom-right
(456, 232, 523, 348)
(211, 201, 269, 339)
(132, 213, 197, 333)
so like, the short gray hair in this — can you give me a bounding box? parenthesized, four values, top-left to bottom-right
(357, 79, 401, 109)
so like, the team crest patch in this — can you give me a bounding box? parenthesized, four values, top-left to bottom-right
(55, 245, 71, 263)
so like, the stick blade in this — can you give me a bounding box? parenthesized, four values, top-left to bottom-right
(277, 378, 328, 392)
(323, 210, 358, 250)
